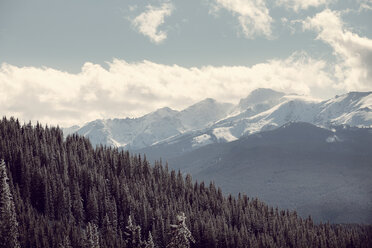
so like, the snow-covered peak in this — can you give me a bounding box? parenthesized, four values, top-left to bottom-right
(182, 98, 226, 112)
(179, 98, 234, 130)
(238, 88, 285, 110)
(144, 107, 178, 119)
(323, 91, 372, 108)
(317, 91, 372, 127)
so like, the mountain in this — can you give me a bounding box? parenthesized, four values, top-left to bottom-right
(237, 88, 285, 111)
(64, 90, 372, 152)
(134, 91, 371, 160)
(178, 98, 234, 130)
(161, 122, 372, 224)
(76, 107, 183, 149)
(208, 91, 372, 142)
(64, 99, 234, 149)
(317, 91, 372, 127)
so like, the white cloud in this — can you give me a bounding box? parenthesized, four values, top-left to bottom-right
(358, 0, 372, 11)
(131, 2, 173, 44)
(278, 0, 333, 12)
(303, 9, 372, 91)
(212, 0, 273, 39)
(0, 53, 338, 127)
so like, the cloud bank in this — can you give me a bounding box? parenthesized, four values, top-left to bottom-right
(131, 3, 173, 44)
(0, 53, 341, 127)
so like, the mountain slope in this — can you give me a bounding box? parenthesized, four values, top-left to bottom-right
(178, 98, 234, 130)
(317, 91, 372, 126)
(163, 122, 372, 224)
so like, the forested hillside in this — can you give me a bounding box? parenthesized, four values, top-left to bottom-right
(0, 117, 371, 248)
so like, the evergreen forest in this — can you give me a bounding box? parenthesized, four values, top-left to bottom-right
(0, 117, 371, 248)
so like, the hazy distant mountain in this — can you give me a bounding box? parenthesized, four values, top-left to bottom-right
(237, 88, 285, 111)
(135, 90, 372, 159)
(74, 107, 183, 149)
(62, 125, 80, 136)
(165, 122, 372, 224)
(63, 89, 372, 151)
(65, 99, 233, 149)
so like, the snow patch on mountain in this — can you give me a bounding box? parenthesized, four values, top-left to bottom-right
(213, 127, 237, 142)
(192, 134, 213, 147)
(326, 135, 342, 143)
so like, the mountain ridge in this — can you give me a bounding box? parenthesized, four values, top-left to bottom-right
(63, 90, 372, 150)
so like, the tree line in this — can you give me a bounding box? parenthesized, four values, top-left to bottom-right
(0, 117, 371, 248)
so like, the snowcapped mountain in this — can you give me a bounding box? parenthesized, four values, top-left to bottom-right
(65, 99, 234, 149)
(317, 91, 372, 127)
(75, 107, 183, 149)
(237, 88, 285, 111)
(185, 90, 372, 144)
(178, 98, 234, 130)
(63, 89, 372, 150)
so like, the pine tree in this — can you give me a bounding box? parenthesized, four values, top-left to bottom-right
(0, 160, 20, 248)
(166, 212, 195, 248)
(145, 231, 155, 248)
(124, 215, 143, 248)
(58, 235, 73, 248)
(101, 213, 116, 247)
(84, 222, 100, 248)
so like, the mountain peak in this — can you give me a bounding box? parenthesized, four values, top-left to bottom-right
(347, 91, 372, 97)
(239, 88, 285, 110)
(188, 98, 217, 108)
(151, 107, 177, 115)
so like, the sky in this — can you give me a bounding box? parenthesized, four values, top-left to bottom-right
(0, 0, 372, 127)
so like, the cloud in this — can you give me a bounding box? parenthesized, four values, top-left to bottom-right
(131, 2, 173, 44)
(0, 53, 339, 127)
(211, 0, 273, 39)
(303, 9, 372, 91)
(278, 0, 333, 12)
(358, 0, 372, 11)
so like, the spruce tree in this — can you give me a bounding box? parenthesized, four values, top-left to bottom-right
(84, 222, 100, 248)
(0, 160, 20, 248)
(58, 235, 73, 248)
(124, 215, 143, 248)
(145, 231, 155, 248)
(166, 212, 195, 248)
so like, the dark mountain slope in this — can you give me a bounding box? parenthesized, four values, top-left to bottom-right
(166, 122, 372, 224)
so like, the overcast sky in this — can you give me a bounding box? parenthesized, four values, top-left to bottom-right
(1, 0, 372, 126)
